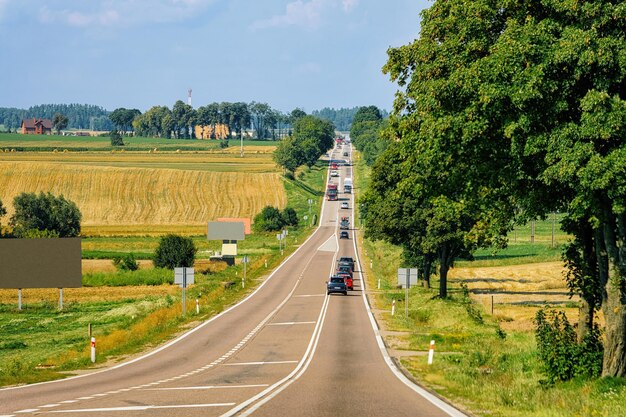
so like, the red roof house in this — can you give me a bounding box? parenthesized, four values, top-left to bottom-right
(21, 118, 53, 135)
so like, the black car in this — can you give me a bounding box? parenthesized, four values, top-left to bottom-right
(327, 276, 348, 295)
(338, 257, 355, 271)
(337, 264, 352, 276)
(340, 231, 349, 239)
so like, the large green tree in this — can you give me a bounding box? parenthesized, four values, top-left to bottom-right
(9, 192, 81, 238)
(378, 0, 626, 376)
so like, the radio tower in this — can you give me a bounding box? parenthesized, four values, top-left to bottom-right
(187, 88, 192, 107)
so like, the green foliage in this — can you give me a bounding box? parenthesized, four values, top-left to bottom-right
(109, 130, 124, 146)
(282, 207, 299, 227)
(9, 192, 81, 237)
(535, 309, 603, 383)
(109, 108, 141, 132)
(83, 268, 172, 286)
(0, 104, 113, 130)
(153, 234, 196, 269)
(273, 115, 334, 173)
(113, 253, 139, 271)
(52, 113, 68, 134)
(0, 198, 5, 235)
(253, 206, 285, 232)
(219, 139, 229, 149)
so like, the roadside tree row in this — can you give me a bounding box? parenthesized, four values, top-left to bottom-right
(362, 0, 626, 377)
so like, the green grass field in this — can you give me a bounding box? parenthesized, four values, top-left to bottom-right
(0, 132, 280, 151)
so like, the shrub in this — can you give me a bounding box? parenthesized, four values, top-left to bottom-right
(535, 308, 603, 383)
(113, 253, 139, 271)
(282, 207, 299, 227)
(254, 206, 285, 232)
(153, 234, 196, 269)
(110, 130, 124, 146)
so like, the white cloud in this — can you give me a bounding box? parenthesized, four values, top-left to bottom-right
(38, 0, 217, 27)
(342, 0, 358, 12)
(251, 0, 358, 31)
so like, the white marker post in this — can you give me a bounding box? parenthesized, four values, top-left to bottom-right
(377, 278, 381, 290)
(391, 299, 396, 316)
(91, 337, 96, 363)
(59, 288, 63, 310)
(196, 298, 200, 315)
(18, 288, 22, 311)
(427, 340, 435, 365)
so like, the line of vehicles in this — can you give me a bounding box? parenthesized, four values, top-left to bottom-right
(326, 137, 355, 295)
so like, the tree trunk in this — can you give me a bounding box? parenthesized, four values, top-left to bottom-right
(439, 245, 449, 299)
(423, 259, 431, 289)
(577, 298, 593, 342)
(600, 213, 626, 377)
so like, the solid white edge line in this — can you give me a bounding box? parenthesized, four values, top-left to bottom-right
(0, 166, 334, 394)
(348, 143, 467, 417)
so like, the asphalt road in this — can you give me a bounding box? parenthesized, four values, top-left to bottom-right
(0, 139, 465, 417)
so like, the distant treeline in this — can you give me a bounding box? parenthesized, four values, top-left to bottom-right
(0, 104, 113, 131)
(312, 107, 389, 131)
(0, 103, 388, 136)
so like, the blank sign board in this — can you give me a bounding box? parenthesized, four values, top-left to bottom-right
(207, 221, 245, 241)
(0, 238, 82, 289)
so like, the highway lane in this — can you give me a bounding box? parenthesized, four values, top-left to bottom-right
(243, 139, 464, 417)
(0, 139, 465, 417)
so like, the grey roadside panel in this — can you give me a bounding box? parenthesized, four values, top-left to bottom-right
(0, 238, 82, 289)
(207, 221, 245, 241)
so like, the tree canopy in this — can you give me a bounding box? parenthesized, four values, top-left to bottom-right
(273, 115, 335, 174)
(9, 192, 81, 238)
(366, 0, 626, 377)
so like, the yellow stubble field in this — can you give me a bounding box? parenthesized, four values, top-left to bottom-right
(0, 151, 285, 234)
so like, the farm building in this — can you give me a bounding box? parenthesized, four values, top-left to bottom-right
(21, 118, 53, 135)
(195, 123, 230, 139)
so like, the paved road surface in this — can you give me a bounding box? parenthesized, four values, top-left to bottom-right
(0, 139, 465, 417)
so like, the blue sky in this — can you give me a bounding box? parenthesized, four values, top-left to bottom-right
(0, 0, 429, 113)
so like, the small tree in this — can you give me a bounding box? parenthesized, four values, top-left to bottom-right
(153, 234, 196, 269)
(253, 206, 285, 232)
(110, 130, 125, 146)
(0, 199, 6, 236)
(281, 207, 298, 227)
(113, 253, 139, 271)
(52, 113, 69, 134)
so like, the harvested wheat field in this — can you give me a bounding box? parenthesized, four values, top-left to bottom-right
(449, 262, 580, 331)
(0, 285, 178, 304)
(0, 160, 286, 227)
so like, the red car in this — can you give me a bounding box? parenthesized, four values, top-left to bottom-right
(337, 272, 353, 290)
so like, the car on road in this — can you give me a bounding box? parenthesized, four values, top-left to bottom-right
(338, 260, 353, 273)
(340, 216, 350, 229)
(338, 257, 355, 272)
(340, 230, 349, 239)
(341, 202, 349, 209)
(327, 276, 348, 295)
(337, 264, 352, 276)
(337, 272, 353, 290)
(330, 170, 339, 177)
